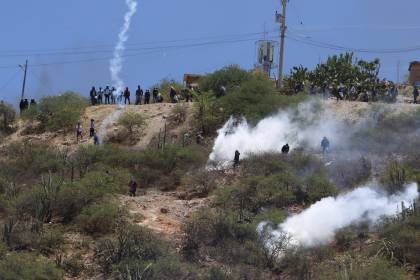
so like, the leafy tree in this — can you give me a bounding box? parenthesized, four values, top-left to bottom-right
(27, 92, 87, 132)
(118, 111, 146, 134)
(153, 78, 183, 101)
(199, 65, 252, 97)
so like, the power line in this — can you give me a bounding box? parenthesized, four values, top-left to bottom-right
(0, 36, 275, 69)
(0, 70, 20, 91)
(0, 30, 279, 57)
(287, 32, 420, 54)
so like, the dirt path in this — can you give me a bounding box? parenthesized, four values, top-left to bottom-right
(120, 190, 210, 240)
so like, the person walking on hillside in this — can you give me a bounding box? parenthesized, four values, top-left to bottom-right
(153, 87, 159, 103)
(93, 133, 100, 145)
(128, 179, 138, 197)
(76, 122, 83, 143)
(413, 86, 419, 104)
(90, 86, 97, 106)
(233, 150, 241, 168)
(30, 99, 37, 106)
(156, 92, 163, 103)
(89, 119, 95, 137)
(321, 137, 330, 154)
(144, 89, 151, 104)
(282, 144, 290, 154)
(135, 86, 143, 105)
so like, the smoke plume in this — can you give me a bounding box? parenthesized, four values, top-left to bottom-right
(209, 100, 351, 164)
(258, 182, 419, 248)
(110, 0, 138, 94)
(98, 106, 124, 143)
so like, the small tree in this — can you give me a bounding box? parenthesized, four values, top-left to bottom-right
(118, 111, 146, 135)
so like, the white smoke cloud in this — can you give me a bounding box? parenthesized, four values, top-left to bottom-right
(98, 106, 124, 143)
(110, 0, 138, 94)
(258, 182, 419, 249)
(209, 100, 352, 163)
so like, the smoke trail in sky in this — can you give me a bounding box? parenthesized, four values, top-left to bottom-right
(110, 0, 138, 94)
(258, 182, 419, 249)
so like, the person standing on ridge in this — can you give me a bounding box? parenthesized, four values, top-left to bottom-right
(19, 99, 25, 114)
(170, 86, 177, 103)
(144, 89, 151, 104)
(123, 87, 131, 105)
(104, 86, 111, 104)
(90, 86, 97, 106)
(135, 86, 143, 105)
(153, 87, 159, 103)
(111, 87, 117, 104)
(97, 87, 104, 104)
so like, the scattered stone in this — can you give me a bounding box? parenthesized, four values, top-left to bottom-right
(160, 208, 169, 214)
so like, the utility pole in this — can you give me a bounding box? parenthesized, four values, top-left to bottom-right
(277, 0, 288, 89)
(20, 59, 28, 100)
(397, 60, 400, 84)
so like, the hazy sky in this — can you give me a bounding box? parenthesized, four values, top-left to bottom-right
(1, 0, 420, 105)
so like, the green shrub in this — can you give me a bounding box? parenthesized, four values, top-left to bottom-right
(0, 102, 16, 133)
(76, 201, 122, 235)
(29, 92, 87, 132)
(96, 225, 167, 275)
(61, 254, 85, 277)
(205, 267, 231, 280)
(378, 211, 420, 267)
(0, 252, 62, 280)
(305, 174, 338, 203)
(118, 111, 146, 134)
(219, 74, 306, 123)
(380, 161, 407, 194)
(153, 78, 183, 101)
(349, 258, 411, 280)
(4, 140, 64, 181)
(199, 65, 252, 96)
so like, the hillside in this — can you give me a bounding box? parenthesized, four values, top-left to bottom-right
(1, 71, 420, 279)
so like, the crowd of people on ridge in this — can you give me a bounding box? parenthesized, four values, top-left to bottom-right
(292, 80, 400, 103)
(88, 85, 194, 106)
(19, 98, 37, 114)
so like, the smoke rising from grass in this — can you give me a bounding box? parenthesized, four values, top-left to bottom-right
(110, 0, 138, 94)
(258, 182, 419, 248)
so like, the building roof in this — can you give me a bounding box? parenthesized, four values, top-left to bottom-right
(409, 61, 420, 71)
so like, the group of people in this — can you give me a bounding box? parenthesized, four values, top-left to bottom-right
(19, 98, 37, 114)
(232, 137, 331, 168)
(299, 82, 400, 103)
(76, 119, 99, 145)
(89, 85, 193, 106)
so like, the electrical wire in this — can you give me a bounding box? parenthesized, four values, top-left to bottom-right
(0, 30, 279, 57)
(0, 35, 277, 69)
(0, 70, 20, 91)
(287, 32, 420, 54)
